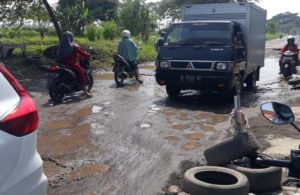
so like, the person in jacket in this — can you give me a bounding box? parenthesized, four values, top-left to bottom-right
(57, 31, 92, 98)
(117, 30, 143, 83)
(279, 35, 299, 74)
(155, 31, 166, 52)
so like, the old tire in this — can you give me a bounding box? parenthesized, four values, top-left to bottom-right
(204, 132, 259, 166)
(226, 162, 282, 192)
(166, 85, 180, 99)
(183, 166, 249, 195)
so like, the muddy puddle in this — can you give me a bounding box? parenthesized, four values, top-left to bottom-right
(164, 136, 180, 143)
(93, 73, 114, 80)
(182, 142, 201, 151)
(38, 123, 95, 159)
(186, 133, 204, 140)
(172, 123, 190, 130)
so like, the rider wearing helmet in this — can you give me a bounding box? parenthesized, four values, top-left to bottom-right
(279, 35, 299, 74)
(117, 30, 143, 83)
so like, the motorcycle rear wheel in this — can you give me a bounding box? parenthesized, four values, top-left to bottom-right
(49, 79, 65, 103)
(114, 65, 125, 87)
(87, 72, 93, 92)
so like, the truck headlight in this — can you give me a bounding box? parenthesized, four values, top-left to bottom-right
(215, 62, 228, 70)
(160, 61, 169, 68)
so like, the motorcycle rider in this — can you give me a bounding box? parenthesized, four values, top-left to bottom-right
(279, 35, 299, 74)
(57, 31, 92, 98)
(117, 30, 143, 83)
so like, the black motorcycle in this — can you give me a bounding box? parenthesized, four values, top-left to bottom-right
(280, 50, 296, 79)
(47, 59, 93, 103)
(112, 54, 137, 87)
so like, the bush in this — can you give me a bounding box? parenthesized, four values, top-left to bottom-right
(86, 24, 97, 41)
(103, 21, 119, 40)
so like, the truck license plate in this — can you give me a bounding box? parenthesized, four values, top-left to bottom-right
(180, 75, 196, 82)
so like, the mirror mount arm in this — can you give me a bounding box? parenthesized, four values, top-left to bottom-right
(291, 122, 300, 133)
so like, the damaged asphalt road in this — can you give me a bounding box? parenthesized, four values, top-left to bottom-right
(20, 37, 300, 195)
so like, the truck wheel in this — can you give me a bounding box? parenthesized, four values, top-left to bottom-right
(226, 162, 282, 192)
(183, 166, 249, 195)
(204, 132, 259, 166)
(245, 72, 256, 90)
(166, 85, 180, 99)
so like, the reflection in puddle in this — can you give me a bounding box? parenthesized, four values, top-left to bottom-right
(92, 105, 103, 113)
(182, 142, 200, 150)
(186, 133, 204, 140)
(140, 123, 151, 128)
(66, 164, 107, 181)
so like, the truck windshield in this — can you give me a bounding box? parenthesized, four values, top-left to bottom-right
(166, 22, 232, 46)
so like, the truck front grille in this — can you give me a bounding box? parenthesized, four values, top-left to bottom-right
(171, 61, 212, 69)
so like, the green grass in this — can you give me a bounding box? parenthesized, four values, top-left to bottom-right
(266, 33, 282, 40)
(0, 28, 157, 69)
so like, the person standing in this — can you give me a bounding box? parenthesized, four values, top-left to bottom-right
(155, 31, 166, 52)
(117, 30, 143, 83)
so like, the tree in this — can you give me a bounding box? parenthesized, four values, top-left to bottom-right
(119, 0, 157, 39)
(0, 0, 62, 39)
(57, 0, 90, 35)
(270, 12, 300, 34)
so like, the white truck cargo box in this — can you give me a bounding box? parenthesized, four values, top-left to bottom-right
(182, 3, 267, 73)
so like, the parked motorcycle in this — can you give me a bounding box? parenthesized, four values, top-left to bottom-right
(47, 58, 93, 103)
(280, 50, 297, 79)
(112, 54, 137, 87)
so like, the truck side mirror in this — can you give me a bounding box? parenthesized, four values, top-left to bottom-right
(236, 32, 243, 42)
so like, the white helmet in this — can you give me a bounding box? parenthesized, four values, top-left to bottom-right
(122, 30, 131, 38)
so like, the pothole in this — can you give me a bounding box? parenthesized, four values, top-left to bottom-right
(65, 163, 108, 181)
(182, 142, 201, 151)
(164, 136, 180, 143)
(172, 123, 190, 130)
(186, 133, 205, 140)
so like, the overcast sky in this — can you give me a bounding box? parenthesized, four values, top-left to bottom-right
(48, 0, 300, 19)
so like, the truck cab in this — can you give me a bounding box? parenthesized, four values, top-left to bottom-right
(155, 3, 266, 98)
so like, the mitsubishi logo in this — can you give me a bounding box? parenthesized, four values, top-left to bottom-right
(186, 62, 195, 69)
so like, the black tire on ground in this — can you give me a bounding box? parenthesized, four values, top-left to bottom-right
(49, 79, 65, 103)
(114, 65, 125, 87)
(166, 84, 180, 99)
(226, 162, 282, 192)
(183, 166, 249, 195)
(87, 72, 93, 92)
(204, 132, 259, 166)
(245, 72, 257, 91)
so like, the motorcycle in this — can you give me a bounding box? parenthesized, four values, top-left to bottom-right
(112, 54, 137, 87)
(280, 50, 297, 79)
(47, 58, 93, 103)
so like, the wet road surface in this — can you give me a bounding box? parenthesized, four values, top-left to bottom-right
(24, 37, 300, 194)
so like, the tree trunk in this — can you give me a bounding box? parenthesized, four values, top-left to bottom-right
(42, 0, 62, 40)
